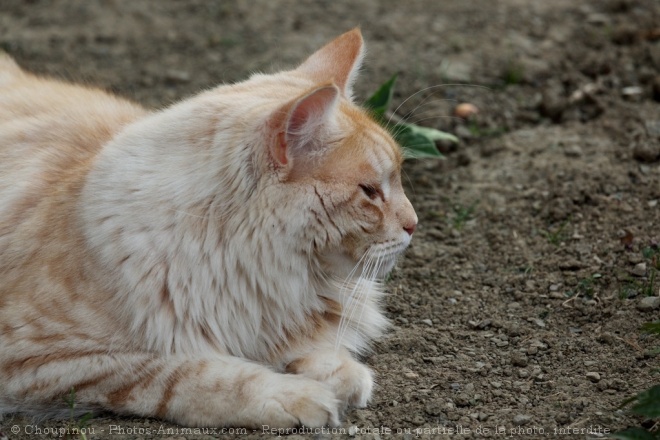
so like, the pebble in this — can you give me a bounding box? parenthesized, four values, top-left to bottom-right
(420, 319, 433, 326)
(507, 301, 521, 310)
(586, 372, 601, 382)
(633, 142, 660, 163)
(454, 394, 471, 407)
(564, 144, 583, 157)
(403, 369, 419, 379)
(348, 426, 358, 436)
(455, 103, 479, 118)
(513, 414, 532, 425)
(424, 401, 444, 416)
(638, 296, 660, 311)
(528, 318, 546, 328)
(511, 352, 529, 367)
(549, 284, 560, 292)
(164, 69, 191, 83)
(632, 262, 647, 277)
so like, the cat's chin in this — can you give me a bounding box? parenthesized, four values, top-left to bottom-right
(322, 245, 405, 281)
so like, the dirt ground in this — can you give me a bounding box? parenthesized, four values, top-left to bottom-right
(1, 0, 659, 439)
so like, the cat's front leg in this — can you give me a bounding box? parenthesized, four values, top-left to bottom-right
(286, 347, 373, 408)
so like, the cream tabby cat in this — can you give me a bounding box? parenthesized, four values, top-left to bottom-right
(0, 29, 417, 428)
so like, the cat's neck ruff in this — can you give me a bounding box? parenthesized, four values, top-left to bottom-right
(80, 90, 387, 362)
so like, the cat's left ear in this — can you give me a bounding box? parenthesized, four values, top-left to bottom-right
(269, 84, 339, 172)
(296, 28, 364, 99)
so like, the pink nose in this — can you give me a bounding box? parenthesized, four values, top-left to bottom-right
(403, 223, 417, 236)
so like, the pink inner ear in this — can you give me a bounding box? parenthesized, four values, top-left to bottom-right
(270, 85, 339, 169)
(296, 28, 364, 97)
(287, 85, 339, 138)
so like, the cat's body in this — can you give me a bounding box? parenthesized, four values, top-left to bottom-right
(0, 30, 417, 427)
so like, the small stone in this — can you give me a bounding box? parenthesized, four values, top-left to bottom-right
(164, 69, 191, 83)
(450, 383, 461, 391)
(490, 381, 502, 388)
(638, 296, 660, 311)
(564, 144, 583, 157)
(455, 103, 479, 119)
(633, 142, 660, 163)
(454, 393, 471, 407)
(511, 352, 529, 367)
(421, 319, 433, 326)
(527, 346, 539, 355)
(424, 401, 444, 416)
(549, 284, 560, 292)
(396, 317, 409, 324)
(513, 414, 532, 425)
(412, 415, 426, 425)
(632, 262, 647, 277)
(507, 301, 521, 310)
(621, 86, 643, 97)
(404, 371, 419, 379)
(586, 372, 601, 382)
(528, 318, 546, 328)
(348, 425, 358, 436)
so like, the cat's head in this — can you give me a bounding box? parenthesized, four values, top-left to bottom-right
(258, 29, 417, 278)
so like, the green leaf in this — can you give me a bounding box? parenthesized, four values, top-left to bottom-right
(627, 385, 660, 418)
(364, 74, 397, 118)
(609, 427, 658, 440)
(642, 321, 660, 335)
(392, 123, 443, 159)
(402, 122, 459, 144)
(364, 75, 460, 160)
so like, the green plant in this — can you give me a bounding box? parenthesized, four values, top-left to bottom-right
(466, 119, 506, 138)
(611, 322, 660, 439)
(364, 74, 458, 159)
(566, 273, 601, 300)
(542, 219, 570, 246)
(63, 388, 93, 440)
(502, 60, 525, 86)
(450, 200, 478, 230)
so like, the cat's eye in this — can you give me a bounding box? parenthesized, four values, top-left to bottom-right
(359, 184, 380, 200)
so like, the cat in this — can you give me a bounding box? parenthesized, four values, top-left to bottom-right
(0, 29, 417, 428)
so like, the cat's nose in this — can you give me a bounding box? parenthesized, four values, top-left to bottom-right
(403, 222, 417, 236)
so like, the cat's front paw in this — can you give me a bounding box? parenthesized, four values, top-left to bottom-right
(259, 374, 340, 428)
(287, 350, 374, 408)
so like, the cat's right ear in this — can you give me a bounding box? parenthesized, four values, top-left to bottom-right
(269, 84, 339, 172)
(295, 28, 364, 99)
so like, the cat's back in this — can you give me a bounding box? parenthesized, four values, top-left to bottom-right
(0, 54, 147, 228)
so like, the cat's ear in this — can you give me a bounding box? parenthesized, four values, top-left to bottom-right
(296, 28, 364, 99)
(270, 84, 339, 170)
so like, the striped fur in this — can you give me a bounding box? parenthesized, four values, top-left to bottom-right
(0, 29, 417, 428)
